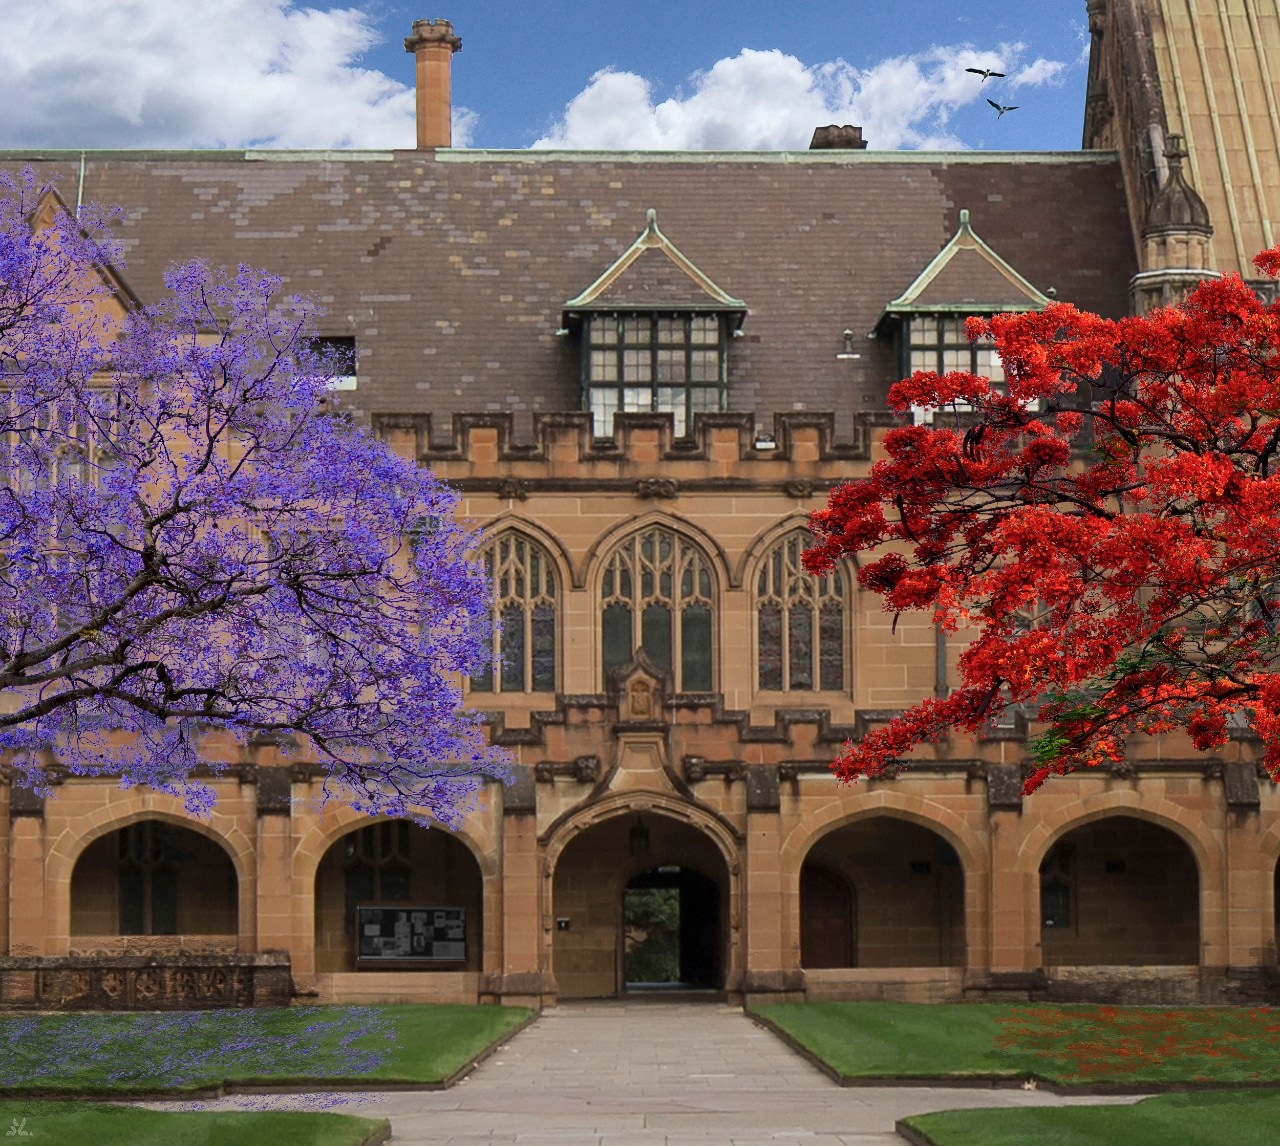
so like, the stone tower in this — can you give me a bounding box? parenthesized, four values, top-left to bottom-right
(1083, 0, 1280, 303)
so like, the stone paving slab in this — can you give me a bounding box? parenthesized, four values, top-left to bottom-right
(111, 1000, 1150, 1144)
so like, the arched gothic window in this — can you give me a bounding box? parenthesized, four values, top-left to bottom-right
(343, 821, 412, 935)
(756, 533, 845, 691)
(601, 527, 714, 691)
(472, 534, 556, 693)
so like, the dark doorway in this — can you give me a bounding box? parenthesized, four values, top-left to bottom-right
(800, 862, 856, 968)
(623, 867, 721, 990)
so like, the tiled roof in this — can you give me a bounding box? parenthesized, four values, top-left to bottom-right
(1, 149, 1135, 441)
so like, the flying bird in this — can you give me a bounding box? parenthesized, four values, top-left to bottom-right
(987, 98, 1019, 119)
(966, 67, 1006, 81)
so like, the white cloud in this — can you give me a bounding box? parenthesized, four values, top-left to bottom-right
(534, 42, 1062, 151)
(0, 0, 477, 150)
(1011, 58, 1068, 88)
(451, 107, 479, 150)
(1072, 18, 1093, 68)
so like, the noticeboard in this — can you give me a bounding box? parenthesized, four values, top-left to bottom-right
(356, 906, 466, 961)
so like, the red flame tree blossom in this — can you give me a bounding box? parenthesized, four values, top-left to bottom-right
(805, 246, 1280, 795)
(0, 170, 509, 827)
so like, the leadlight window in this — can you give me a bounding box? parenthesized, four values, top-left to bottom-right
(584, 313, 725, 438)
(756, 533, 846, 691)
(262, 529, 328, 673)
(472, 534, 557, 693)
(601, 527, 714, 691)
(118, 822, 185, 935)
(1040, 843, 1074, 930)
(905, 314, 1008, 424)
(0, 393, 105, 526)
(344, 821, 413, 935)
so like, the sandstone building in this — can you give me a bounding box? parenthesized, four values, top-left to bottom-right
(2, 2, 1279, 1011)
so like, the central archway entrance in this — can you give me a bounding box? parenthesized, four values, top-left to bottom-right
(552, 809, 730, 998)
(623, 866, 721, 991)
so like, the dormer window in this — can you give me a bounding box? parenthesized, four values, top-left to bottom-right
(584, 312, 726, 438)
(878, 209, 1052, 425)
(904, 314, 1006, 422)
(564, 208, 745, 440)
(306, 336, 358, 391)
(907, 315, 1006, 382)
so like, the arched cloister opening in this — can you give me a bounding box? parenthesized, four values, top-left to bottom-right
(1039, 815, 1200, 966)
(801, 817, 964, 968)
(70, 819, 238, 941)
(553, 810, 730, 998)
(313, 821, 483, 973)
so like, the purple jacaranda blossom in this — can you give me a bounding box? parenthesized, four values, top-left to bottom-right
(0, 169, 510, 828)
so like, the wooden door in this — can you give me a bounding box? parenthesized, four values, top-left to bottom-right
(800, 863, 855, 968)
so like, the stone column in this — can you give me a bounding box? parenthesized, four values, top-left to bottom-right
(254, 766, 295, 956)
(1222, 764, 1271, 978)
(7, 811, 45, 955)
(742, 767, 799, 1004)
(495, 765, 549, 1006)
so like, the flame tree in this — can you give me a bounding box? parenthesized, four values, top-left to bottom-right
(805, 245, 1280, 795)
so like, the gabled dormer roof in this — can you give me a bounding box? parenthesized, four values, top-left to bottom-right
(30, 187, 143, 316)
(563, 208, 746, 320)
(879, 208, 1050, 325)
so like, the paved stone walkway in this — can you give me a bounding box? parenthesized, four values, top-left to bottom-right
(119, 1000, 1150, 1144)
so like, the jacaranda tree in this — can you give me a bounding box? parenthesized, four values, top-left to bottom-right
(0, 169, 508, 827)
(805, 245, 1280, 795)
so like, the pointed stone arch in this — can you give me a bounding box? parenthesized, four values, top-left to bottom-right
(781, 790, 990, 971)
(579, 509, 730, 591)
(544, 791, 742, 884)
(293, 804, 498, 981)
(479, 513, 576, 589)
(543, 791, 743, 997)
(1017, 792, 1223, 968)
(734, 513, 861, 586)
(48, 802, 251, 953)
(748, 524, 851, 694)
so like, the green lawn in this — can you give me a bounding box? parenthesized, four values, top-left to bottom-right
(752, 1001, 1280, 1086)
(902, 1089, 1280, 1146)
(0, 1004, 533, 1095)
(0, 1099, 388, 1145)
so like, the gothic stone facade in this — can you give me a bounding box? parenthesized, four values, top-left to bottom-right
(4, 2, 1280, 1009)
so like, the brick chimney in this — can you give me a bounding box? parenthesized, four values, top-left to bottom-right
(809, 125, 868, 150)
(404, 18, 462, 149)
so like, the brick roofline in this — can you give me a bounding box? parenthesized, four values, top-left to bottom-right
(0, 148, 1124, 166)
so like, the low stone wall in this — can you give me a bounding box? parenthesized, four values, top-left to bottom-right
(799, 965, 1280, 1006)
(1041, 964, 1280, 1006)
(309, 969, 481, 1005)
(802, 967, 966, 1003)
(0, 952, 293, 1010)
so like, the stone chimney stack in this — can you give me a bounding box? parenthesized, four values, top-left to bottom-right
(809, 125, 868, 150)
(404, 18, 462, 149)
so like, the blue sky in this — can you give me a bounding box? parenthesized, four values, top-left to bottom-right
(0, 1, 1091, 152)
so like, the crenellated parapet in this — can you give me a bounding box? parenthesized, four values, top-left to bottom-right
(374, 410, 896, 493)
